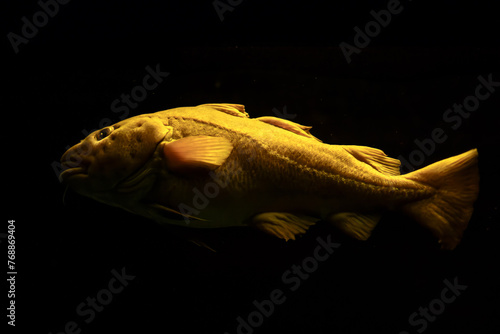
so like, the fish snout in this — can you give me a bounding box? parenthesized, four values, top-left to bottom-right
(59, 141, 94, 183)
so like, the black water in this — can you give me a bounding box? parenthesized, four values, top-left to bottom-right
(4, 1, 500, 333)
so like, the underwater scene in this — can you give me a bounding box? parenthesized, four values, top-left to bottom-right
(4, 1, 500, 334)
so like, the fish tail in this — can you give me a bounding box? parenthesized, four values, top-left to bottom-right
(400, 149, 479, 250)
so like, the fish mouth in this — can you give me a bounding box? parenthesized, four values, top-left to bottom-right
(59, 143, 91, 184)
(58, 165, 87, 183)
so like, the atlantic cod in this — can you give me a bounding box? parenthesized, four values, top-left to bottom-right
(60, 103, 479, 250)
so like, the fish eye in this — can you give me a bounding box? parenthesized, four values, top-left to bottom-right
(96, 127, 112, 141)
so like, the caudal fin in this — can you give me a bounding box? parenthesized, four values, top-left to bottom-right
(401, 149, 479, 250)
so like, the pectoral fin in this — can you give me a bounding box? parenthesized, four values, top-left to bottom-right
(250, 212, 317, 241)
(256, 117, 322, 142)
(328, 212, 381, 240)
(163, 136, 233, 172)
(148, 203, 207, 221)
(189, 239, 217, 252)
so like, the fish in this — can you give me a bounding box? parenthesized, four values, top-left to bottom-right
(60, 103, 479, 250)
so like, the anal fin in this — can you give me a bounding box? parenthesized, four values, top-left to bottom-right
(328, 212, 381, 240)
(250, 212, 317, 241)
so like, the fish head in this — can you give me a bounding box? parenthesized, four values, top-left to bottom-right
(60, 114, 172, 199)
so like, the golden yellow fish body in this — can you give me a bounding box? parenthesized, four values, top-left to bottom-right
(61, 103, 479, 249)
(149, 105, 422, 221)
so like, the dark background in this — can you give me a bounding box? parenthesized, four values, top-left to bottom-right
(3, 0, 500, 333)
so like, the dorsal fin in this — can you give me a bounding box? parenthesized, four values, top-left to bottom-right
(343, 146, 401, 176)
(256, 116, 322, 142)
(199, 103, 249, 118)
